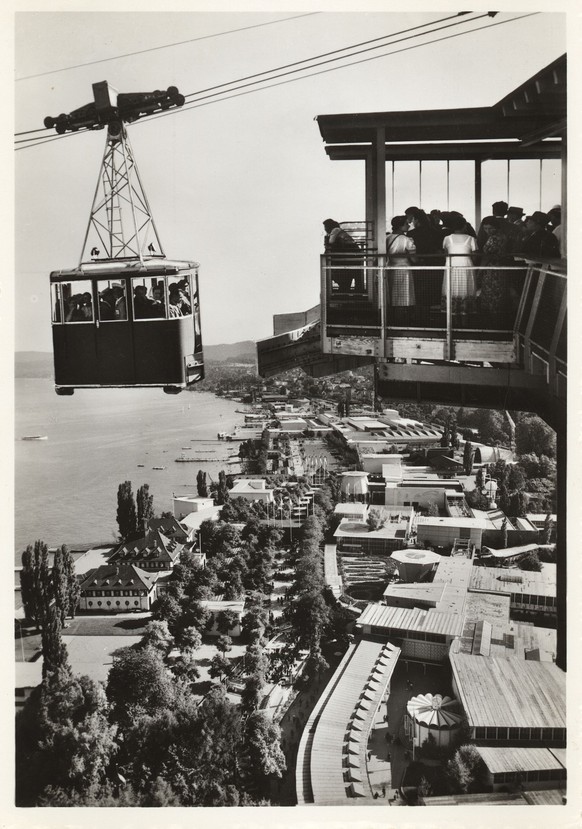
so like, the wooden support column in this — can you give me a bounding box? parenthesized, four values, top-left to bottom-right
(560, 129, 567, 257)
(474, 159, 482, 229)
(365, 127, 386, 254)
(555, 418, 566, 671)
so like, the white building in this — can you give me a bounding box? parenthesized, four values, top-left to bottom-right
(173, 494, 215, 519)
(229, 479, 275, 503)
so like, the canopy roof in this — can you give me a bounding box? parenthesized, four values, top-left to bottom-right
(407, 693, 462, 728)
(317, 55, 565, 161)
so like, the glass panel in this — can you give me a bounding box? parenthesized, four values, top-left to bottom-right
(51, 283, 63, 323)
(97, 279, 127, 321)
(62, 280, 94, 323)
(131, 276, 168, 320)
(168, 273, 192, 317)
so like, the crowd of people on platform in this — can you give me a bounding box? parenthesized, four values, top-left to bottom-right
(323, 202, 562, 318)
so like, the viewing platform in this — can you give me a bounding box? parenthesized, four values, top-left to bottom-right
(257, 53, 567, 669)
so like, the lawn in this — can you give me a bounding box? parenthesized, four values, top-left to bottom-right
(15, 613, 153, 662)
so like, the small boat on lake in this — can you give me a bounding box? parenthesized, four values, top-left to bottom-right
(152, 466, 166, 470)
(21, 435, 48, 441)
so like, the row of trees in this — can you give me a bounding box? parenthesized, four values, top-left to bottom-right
(20, 542, 81, 679)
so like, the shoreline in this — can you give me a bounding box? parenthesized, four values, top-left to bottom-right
(15, 382, 254, 559)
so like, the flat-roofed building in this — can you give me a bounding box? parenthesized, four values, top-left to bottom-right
(356, 603, 463, 663)
(469, 563, 556, 619)
(449, 651, 566, 746)
(416, 515, 488, 549)
(384, 478, 464, 510)
(476, 746, 566, 791)
(361, 453, 404, 475)
(229, 478, 275, 503)
(334, 508, 414, 555)
(173, 494, 215, 519)
(333, 502, 368, 522)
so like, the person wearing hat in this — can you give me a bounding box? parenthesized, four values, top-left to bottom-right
(504, 207, 527, 254)
(323, 218, 362, 292)
(477, 201, 510, 249)
(520, 211, 560, 260)
(547, 205, 563, 256)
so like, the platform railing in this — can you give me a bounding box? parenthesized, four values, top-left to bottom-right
(321, 254, 566, 367)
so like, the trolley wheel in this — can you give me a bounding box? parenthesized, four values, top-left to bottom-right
(163, 385, 182, 395)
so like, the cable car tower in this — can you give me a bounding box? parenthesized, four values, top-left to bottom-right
(44, 81, 183, 262)
(45, 82, 205, 394)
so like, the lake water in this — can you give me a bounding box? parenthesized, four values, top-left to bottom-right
(14, 379, 247, 561)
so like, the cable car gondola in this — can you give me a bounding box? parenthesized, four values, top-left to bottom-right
(50, 259, 203, 394)
(45, 81, 204, 394)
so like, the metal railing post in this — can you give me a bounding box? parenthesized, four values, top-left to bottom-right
(445, 260, 452, 360)
(380, 256, 386, 359)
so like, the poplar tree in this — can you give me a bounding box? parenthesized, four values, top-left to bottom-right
(196, 470, 209, 498)
(62, 546, 81, 619)
(52, 546, 69, 625)
(20, 540, 53, 630)
(216, 471, 229, 505)
(116, 481, 137, 540)
(41, 605, 71, 680)
(136, 484, 154, 534)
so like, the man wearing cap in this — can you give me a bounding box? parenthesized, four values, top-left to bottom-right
(520, 211, 560, 260)
(504, 206, 527, 255)
(477, 200, 510, 249)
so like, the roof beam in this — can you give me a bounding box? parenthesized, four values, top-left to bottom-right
(324, 141, 561, 163)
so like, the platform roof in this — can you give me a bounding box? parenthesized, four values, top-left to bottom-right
(476, 746, 564, 774)
(450, 652, 565, 730)
(309, 639, 400, 805)
(317, 55, 565, 160)
(469, 563, 556, 598)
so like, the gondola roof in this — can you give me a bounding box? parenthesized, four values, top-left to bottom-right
(49, 257, 199, 280)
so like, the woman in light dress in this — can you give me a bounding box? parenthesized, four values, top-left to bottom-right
(442, 213, 477, 310)
(386, 215, 416, 319)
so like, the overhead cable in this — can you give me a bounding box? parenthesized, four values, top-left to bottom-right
(15, 12, 322, 82)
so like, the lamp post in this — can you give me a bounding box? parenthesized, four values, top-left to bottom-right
(285, 497, 293, 544)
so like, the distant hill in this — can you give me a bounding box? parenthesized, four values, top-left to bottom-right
(204, 341, 256, 362)
(15, 342, 256, 378)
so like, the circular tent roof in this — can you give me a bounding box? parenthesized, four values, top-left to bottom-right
(406, 694, 462, 729)
(391, 549, 442, 566)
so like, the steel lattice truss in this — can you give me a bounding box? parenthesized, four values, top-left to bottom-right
(80, 125, 164, 264)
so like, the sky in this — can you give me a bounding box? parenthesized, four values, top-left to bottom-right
(13, 8, 567, 351)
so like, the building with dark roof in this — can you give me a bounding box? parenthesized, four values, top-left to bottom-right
(109, 525, 189, 572)
(78, 563, 159, 612)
